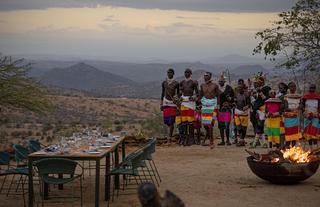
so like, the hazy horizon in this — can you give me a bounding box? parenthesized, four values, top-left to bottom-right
(0, 0, 295, 62)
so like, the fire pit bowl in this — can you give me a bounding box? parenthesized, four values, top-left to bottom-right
(247, 156, 320, 184)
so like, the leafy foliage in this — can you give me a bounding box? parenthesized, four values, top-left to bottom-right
(253, 0, 320, 72)
(0, 55, 51, 114)
(141, 111, 167, 137)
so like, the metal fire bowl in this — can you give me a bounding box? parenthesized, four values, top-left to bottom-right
(247, 156, 320, 184)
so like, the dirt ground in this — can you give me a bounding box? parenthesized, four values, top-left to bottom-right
(1, 142, 320, 207)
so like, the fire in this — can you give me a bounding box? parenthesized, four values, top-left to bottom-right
(281, 146, 311, 163)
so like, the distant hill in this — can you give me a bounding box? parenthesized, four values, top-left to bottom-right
(39, 64, 213, 99)
(27, 59, 280, 98)
(29, 59, 219, 83)
(28, 58, 275, 83)
(28, 60, 77, 78)
(40, 63, 148, 97)
(229, 64, 271, 79)
(231, 64, 267, 74)
(87, 60, 219, 82)
(41, 62, 136, 90)
(202, 54, 269, 65)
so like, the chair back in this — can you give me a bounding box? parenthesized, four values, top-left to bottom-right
(13, 144, 29, 164)
(28, 140, 41, 153)
(0, 151, 10, 167)
(139, 138, 157, 160)
(35, 158, 78, 176)
(148, 138, 157, 154)
(130, 151, 144, 169)
(142, 143, 153, 160)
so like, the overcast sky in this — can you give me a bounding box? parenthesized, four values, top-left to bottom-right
(0, 0, 296, 62)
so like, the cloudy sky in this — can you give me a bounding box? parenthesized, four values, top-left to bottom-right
(0, 0, 295, 62)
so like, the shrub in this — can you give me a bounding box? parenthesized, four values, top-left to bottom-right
(114, 120, 121, 125)
(115, 125, 123, 132)
(27, 130, 33, 136)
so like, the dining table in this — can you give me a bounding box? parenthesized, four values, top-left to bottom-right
(27, 135, 126, 207)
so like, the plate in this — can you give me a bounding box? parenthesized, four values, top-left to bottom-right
(33, 152, 47, 155)
(87, 151, 101, 154)
(100, 145, 111, 148)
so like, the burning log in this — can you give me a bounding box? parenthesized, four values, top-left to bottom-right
(245, 149, 260, 160)
(310, 148, 320, 156)
(245, 149, 284, 163)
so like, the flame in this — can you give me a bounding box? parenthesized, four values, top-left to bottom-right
(271, 158, 280, 163)
(281, 146, 311, 163)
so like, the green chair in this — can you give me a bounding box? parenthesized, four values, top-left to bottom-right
(34, 158, 83, 207)
(140, 139, 160, 186)
(119, 138, 160, 186)
(0, 151, 11, 193)
(28, 140, 46, 153)
(119, 138, 154, 166)
(0, 151, 10, 169)
(1, 151, 29, 207)
(108, 151, 144, 202)
(13, 144, 29, 167)
(146, 138, 162, 183)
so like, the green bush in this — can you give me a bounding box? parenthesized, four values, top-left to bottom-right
(115, 125, 123, 132)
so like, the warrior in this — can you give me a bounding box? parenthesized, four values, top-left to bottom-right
(161, 68, 179, 145)
(265, 90, 282, 148)
(233, 78, 248, 144)
(234, 84, 250, 146)
(276, 82, 288, 147)
(302, 84, 320, 148)
(179, 68, 199, 146)
(250, 72, 271, 148)
(284, 82, 302, 146)
(217, 74, 234, 146)
(199, 72, 220, 149)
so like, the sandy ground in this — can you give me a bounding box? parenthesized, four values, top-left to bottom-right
(1, 142, 320, 207)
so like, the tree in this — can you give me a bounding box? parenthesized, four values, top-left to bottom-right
(0, 55, 51, 114)
(253, 0, 320, 88)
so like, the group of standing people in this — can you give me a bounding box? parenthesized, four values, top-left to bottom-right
(160, 68, 320, 149)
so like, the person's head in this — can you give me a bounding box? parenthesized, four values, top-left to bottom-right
(238, 79, 244, 86)
(167, 68, 174, 79)
(269, 90, 276, 98)
(309, 84, 316, 93)
(288, 82, 297, 93)
(218, 74, 226, 86)
(204, 72, 212, 83)
(184, 68, 192, 79)
(278, 82, 288, 94)
(138, 182, 161, 207)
